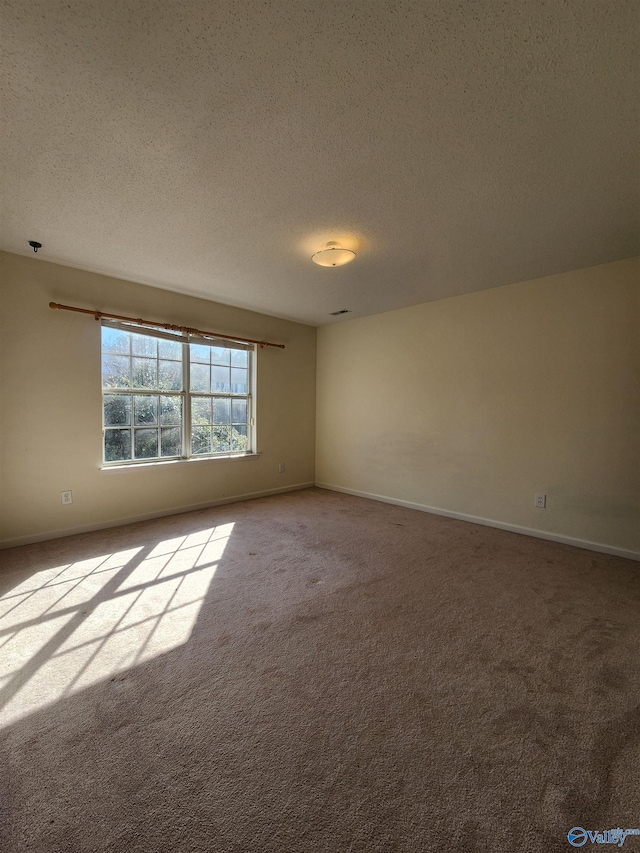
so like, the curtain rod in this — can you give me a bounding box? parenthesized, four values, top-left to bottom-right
(48, 302, 285, 349)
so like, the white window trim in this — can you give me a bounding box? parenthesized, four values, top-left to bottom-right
(101, 321, 256, 466)
(99, 453, 261, 472)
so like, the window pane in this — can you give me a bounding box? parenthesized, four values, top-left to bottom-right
(190, 363, 210, 393)
(190, 344, 210, 364)
(102, 354, 131, 388)
(161, 427, 181, 457)
(102, 332, 252, 463)
(231, 399, 247, 424)
(231, 350, 248, 368)
(134, 428, 158, 458)
(213, 398, 230, 424)
(104, 394, 131, 426)
(160, 396, 182, 425)
(104, 429, 131, 462)
(134, 395, 158, 425)
(132, 334, 157, 357)
(231, 425, 248, 452)
(210, 346, 230, 366)
(158, 339, 182, 360)
(231, 367, 247, 394)
(212, 425, 231, 453)
(102, 328, 130, 354)
(132, 357, 158, 389)
(212, 365, 230, 393)
(158, 359, 181, 390)
(191, 425, 211, 455)
(191, 397, 212, 424)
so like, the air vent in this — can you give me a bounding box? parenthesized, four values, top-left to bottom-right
(329, 309, 352, 316)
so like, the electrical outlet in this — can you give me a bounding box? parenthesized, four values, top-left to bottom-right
(61, 490, 73, 505)
(535, 494, 546, 509)
(278, 463, 285, 473)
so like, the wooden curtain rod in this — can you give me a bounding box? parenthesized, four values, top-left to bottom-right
(48, 302, 285, 349)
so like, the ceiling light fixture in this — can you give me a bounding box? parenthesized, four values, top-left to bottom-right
(311, 241, 356, 267)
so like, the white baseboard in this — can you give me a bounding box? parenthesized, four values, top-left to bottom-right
(0, 482, 315, 550)
(316, 482, 640, 562)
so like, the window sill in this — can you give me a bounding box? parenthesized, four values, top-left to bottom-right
(100, 453, 261, 472)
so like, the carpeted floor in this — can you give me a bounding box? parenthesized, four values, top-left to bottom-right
(0, 487, 638, 852)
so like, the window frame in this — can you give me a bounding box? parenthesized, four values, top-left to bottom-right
(101, 321, 255, 467)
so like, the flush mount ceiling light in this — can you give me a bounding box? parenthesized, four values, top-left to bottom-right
(311, 241, 356, 267)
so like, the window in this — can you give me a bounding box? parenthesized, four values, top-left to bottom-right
(101, 322, 253, 465)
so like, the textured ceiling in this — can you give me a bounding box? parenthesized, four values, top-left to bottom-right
(1, 1, 638, 326)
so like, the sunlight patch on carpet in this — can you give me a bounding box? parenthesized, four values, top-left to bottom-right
(0, 524, 235, 727)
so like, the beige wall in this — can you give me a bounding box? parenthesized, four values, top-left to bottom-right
(0, 252, 316, 546)
(3, 252, 638, 553)
(317, 258, 640, 555)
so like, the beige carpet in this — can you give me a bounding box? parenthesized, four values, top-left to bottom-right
(0, 487, 638, 852)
